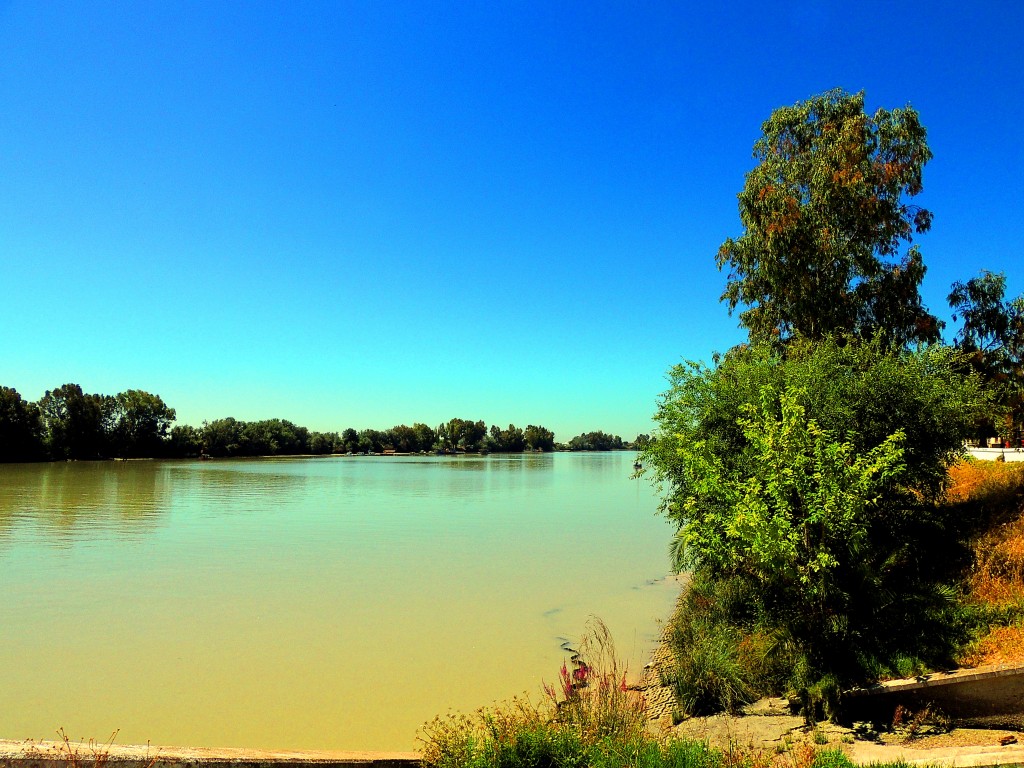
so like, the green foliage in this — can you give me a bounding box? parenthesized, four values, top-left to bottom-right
(0, 386, 45, 461)
(948, 270, 1024, 439)
(201, 416, 243, 456)
(644, 339, 988, 704)
(718, 88, 941, 347)
(810, 750, 856, 768)
(524, 424, 555, 452)
(437, 418, 488, 452)
(486, 424, 527, 453)
(567, 431, 624, 451)
(668, 615, 753, 716)
(169, 424, 203, 457)
(39, 383, 117, 460)
(111, 389, 176, 458)
(663, 573, 793, 716)
(2, 382, 584, 461)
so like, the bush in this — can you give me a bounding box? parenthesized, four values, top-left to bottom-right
(643, 338, 989, 710)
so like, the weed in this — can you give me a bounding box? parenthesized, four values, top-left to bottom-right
(9, 729, 158, 768)
(420, 619, 736, 768)
(543, 617, 648, 744)
(889, 704, 950, 740)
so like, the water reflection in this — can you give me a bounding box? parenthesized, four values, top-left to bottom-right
(0, 461, 169, 546)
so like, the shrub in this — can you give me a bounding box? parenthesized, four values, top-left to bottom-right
(643, 338, 989, 711)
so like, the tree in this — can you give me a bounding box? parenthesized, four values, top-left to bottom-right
(111, 389, 176, 457)
(0, 386, 44, 461)
(524, 424, 555, 452)
(168, 424, 203, 457)
(341, 428, 359, 453)
(38, 383, 114, 459)
(202, 417, 243, 456)
(411, 422, 436, 452)
(717, 89, 941, 348)
(486, 424, 526, 452)
(567, 431, 623, 451)
(437, 418, 487, 452)
(388, 424, 420, 453)
(309, 431, 340, 454)
(948, 270, 1024, 439)
(642, 339, 988, 696)
(354, 428, 389, 453)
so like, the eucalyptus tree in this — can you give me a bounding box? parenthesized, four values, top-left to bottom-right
(718, 89, 941, 347)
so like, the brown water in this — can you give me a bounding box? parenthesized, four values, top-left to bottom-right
(0, 453, 677, 751)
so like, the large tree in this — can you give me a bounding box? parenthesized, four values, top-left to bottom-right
(38, 383, 115, 459)
(111, 389, 176, 457)
(718, 89, 941, 347)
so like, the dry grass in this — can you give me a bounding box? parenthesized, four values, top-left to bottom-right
(947, 459, 1024, 666)
(946, 459, 1024, 505)
(969, 513, 1024, 605)
(10, 729, 156, 768)
(959, 625, 1024, 667)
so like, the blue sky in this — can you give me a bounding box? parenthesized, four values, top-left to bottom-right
(2, 1, 1022, 440)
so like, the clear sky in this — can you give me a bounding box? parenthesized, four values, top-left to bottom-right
(2, 1, 1022, 440)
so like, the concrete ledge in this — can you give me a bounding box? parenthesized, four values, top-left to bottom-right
(846, 662, 1024, 696)
(843, 662, 1024, 731)
(0, 740, 421, 768)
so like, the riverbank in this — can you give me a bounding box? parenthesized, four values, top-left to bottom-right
(639, 614, 1024, 765)
(636, 458, 1024, 764)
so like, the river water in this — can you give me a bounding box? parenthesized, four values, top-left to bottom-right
(0, 452, 677, 751)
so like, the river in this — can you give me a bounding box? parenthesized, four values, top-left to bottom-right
(0, 452, 677, 751)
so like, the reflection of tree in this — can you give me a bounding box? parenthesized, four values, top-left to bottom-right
(0, 462, 170, 547)
(167, 461, 311, 516)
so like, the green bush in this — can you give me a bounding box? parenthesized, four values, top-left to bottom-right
(643, 338, 989, 711)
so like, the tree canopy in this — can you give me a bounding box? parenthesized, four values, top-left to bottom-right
(0, 383, 598, 461)
(718, 88, 941, 347)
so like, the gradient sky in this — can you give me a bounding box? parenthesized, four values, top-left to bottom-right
(2, 1, 1022, 440)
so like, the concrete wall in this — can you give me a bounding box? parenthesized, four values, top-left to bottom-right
(842, 663, 1024, 729)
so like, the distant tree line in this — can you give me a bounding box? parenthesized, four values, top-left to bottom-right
(0, 383, 637, 462)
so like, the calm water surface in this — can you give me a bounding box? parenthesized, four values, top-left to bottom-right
(0, 453, 677, 751)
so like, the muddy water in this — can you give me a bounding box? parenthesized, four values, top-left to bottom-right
(0, 452, 677, 751)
